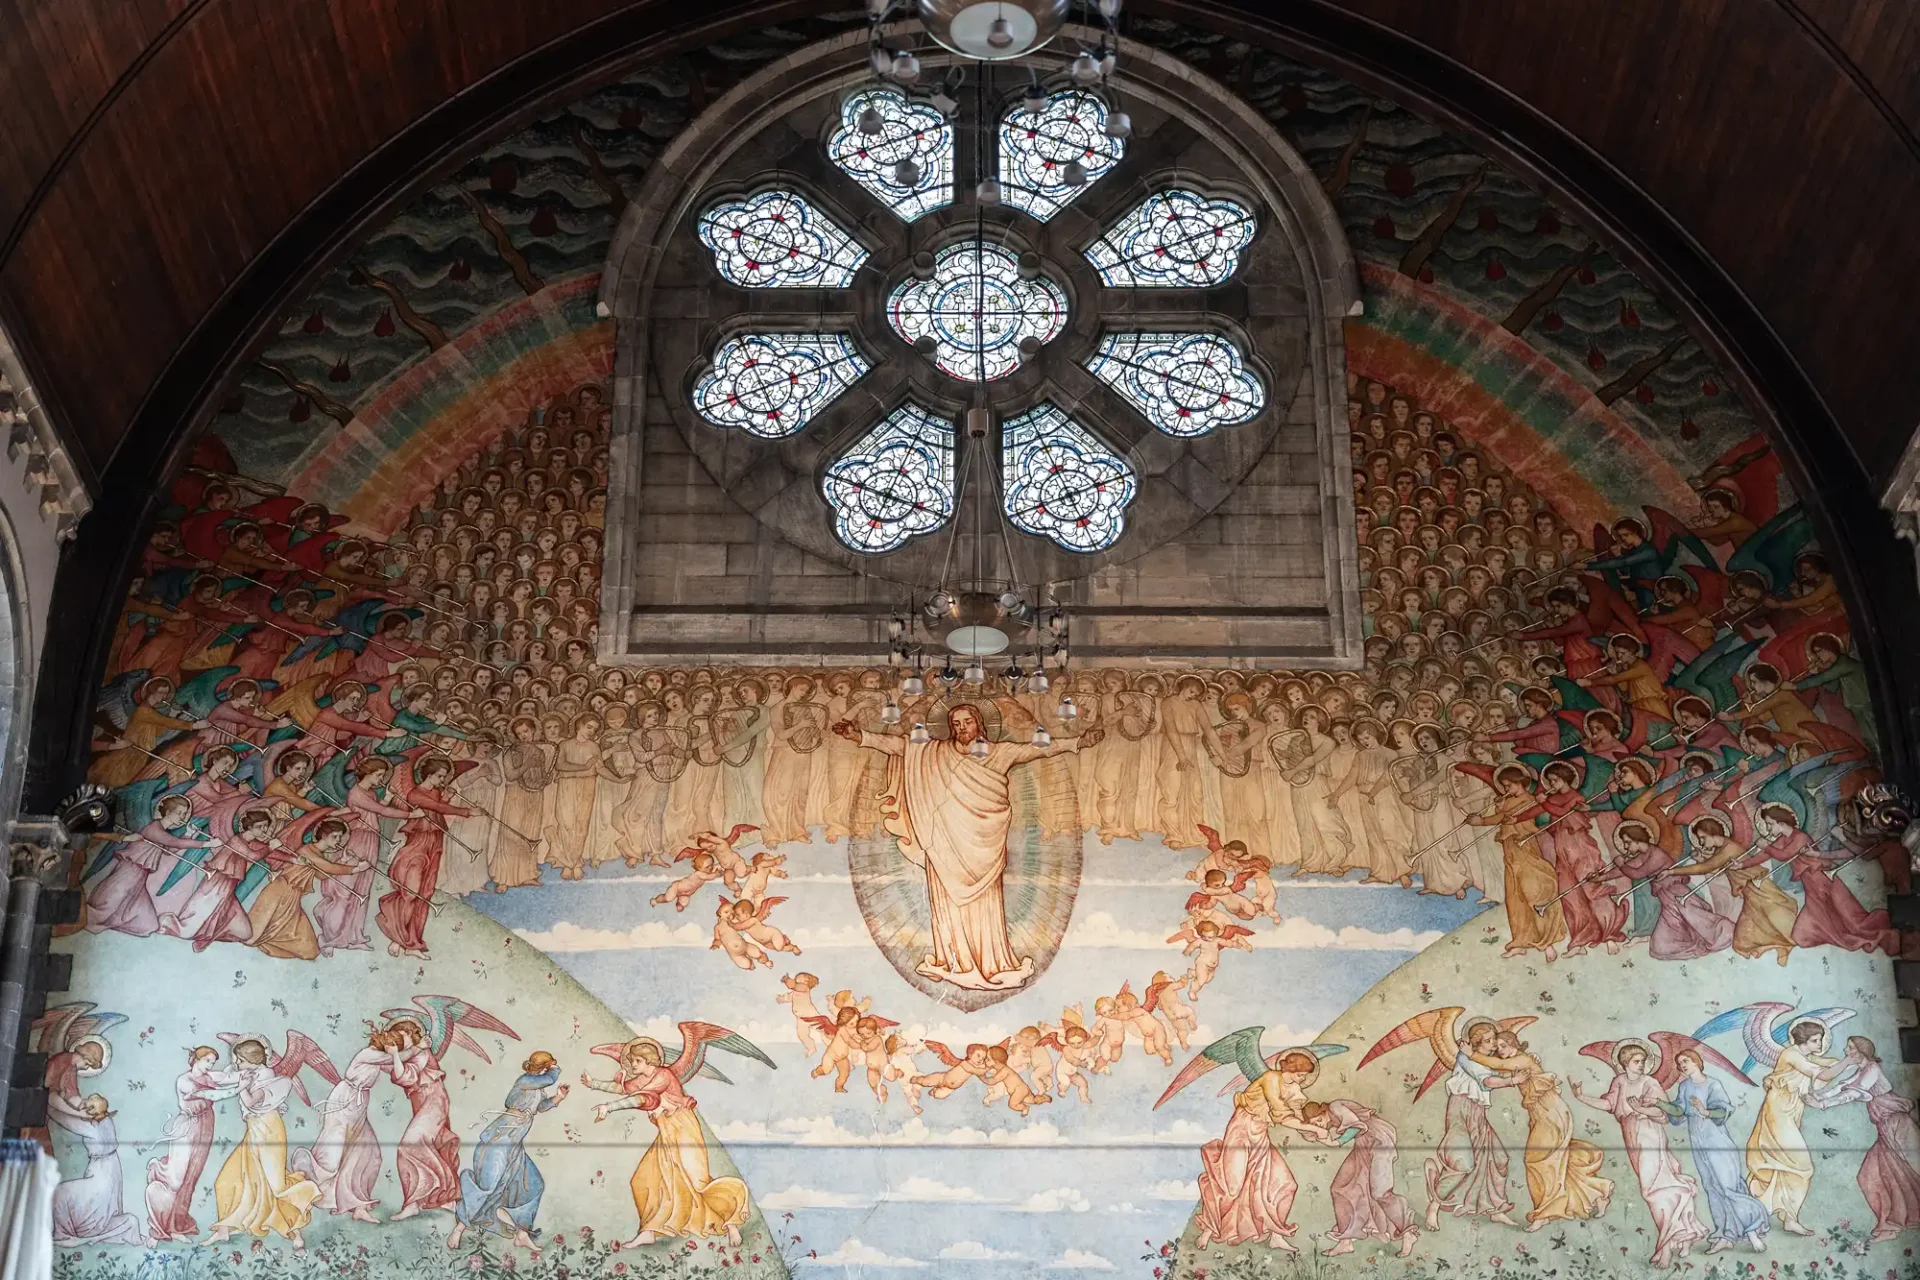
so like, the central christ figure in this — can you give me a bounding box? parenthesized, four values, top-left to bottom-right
(833, 705, 1101, 990)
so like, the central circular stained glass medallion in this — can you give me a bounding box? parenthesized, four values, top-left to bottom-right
(886, 241, 1067, 382)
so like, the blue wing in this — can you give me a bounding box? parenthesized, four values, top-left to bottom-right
(174, 667, 240, 720)
(1726, 505, 1812, 593)
(97, 669, 147, 734)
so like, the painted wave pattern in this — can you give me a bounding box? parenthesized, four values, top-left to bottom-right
(219, 16, 866, 478)
(1132, 21, 1763, 471)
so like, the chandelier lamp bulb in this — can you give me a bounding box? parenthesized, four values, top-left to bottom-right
(1031, 725, 1052, 747)
(968, 736, 992, 760)
(1057, 694, 1078, 721)
(909, 722, 931, 744)
(880, 698, 902, 725)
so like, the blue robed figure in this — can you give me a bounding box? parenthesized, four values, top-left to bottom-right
(1659, 1055, 1770, 1248)
(450, 1054, 565, 1251)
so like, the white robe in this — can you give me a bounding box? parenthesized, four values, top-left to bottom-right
(861, 730, 1083, 990)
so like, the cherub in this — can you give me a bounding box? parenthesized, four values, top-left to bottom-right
(881, 1034, 927, 1114)
(912, 1042, 993, 1100)
(711, 898, 773, 971)
(1232, 853, 1283, 924)
(1196, 868, 1261, 921)
(775, 972, 824, 1055)
(1090, 996, 1129, 1065)
(650, 851, 719, 911)
(845, 1016, 892, 1103)
(808, 1006, 863, 1091)
(1038, 1005, 1105, 1100)
(1189, 824, 1244, 884)
(982, 1044, 1051, 1116)
(1144, 970, 1198, 1050)
(1183, 919, 1254, 1000)
(1005, 1026, 1055, 1103)
(1168, 893, 1234, 947)
(681, 824, 757, 893)
(738, 851, 788, 905)
(1111, 982, 1173, 1065)
(725, 896, 800, 961)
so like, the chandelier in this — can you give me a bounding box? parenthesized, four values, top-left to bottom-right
(861, 0, 1129, 720)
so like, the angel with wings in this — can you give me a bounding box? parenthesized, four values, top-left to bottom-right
(711, 895, 799, 971)
(910, 1041, 995, 1102)
(1155, 1028, 1348, 1252)
(1359, 1007, 1527, 1229)
(1181, 917, 1255, 1000)
(32, 1002, 124, 1135)
(378, 996, 516, 1220)
(1143, 970, 1198, 1051)
(1694, 1002, 1856, 1236)
(1570, 1035, 1726, 1265)
(207, 1031, 339, 1247)
(1575, 1031, 1765, 1256)
(374, 754, 477, 959)
(579, 1022, 774, 1249)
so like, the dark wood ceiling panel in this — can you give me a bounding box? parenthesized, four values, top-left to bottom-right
(2, 0, 1919, 482)
(1270, 0, 1920, 477)
(0, 0, 647, 470)
(1787, 0, 1920, 142)
(0, 0, 194, 233)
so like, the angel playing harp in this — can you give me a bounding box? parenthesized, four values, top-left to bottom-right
(1155, 1028, 1349, 1252)
(1571, 1031, 1759, 1260)
(580, 1022, 774, 1249)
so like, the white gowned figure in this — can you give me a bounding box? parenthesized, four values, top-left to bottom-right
(833, 704, 1101, 991)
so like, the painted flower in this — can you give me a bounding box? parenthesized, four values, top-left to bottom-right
(503, 1255, 516, 1271)
(466, 1257, 483, 1272)
(613, 1265, 626, 1274)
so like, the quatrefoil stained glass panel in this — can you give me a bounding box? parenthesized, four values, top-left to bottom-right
(1085, 189, 1257, 288)
(696, 190, 869, 288)
(1001, 403, 1137, 553)
(826, 89, 955, 222)
(691, 333, 870, 438)
(822, 403, 957, 553)
(1084, 331, 1266, 438)
(999, 90, 1126, 221)
(886, 241, 1068, 382)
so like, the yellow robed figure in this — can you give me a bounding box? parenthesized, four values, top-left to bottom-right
(208, 1036, 332, 1247)
(581, 1023, 774, 1250)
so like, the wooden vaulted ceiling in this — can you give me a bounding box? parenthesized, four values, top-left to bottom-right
(4, 0, 1920, 793)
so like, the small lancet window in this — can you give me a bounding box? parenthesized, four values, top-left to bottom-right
(822, 403, 957, 553)
(696, 190, 869, 288)
(1001, 403, 1137, 552)
(1084, 331, 1266, 438)
(691, 333, 870, 438)
(827, 89, 955, 222)
(1084, 189, 1257, 288)
(998, 90, 1125, 221)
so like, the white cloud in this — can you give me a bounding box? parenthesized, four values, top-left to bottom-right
(879, 1176, 998, 1204)
(1062, 910, 1439, 952)
(1013, 1187, 1091, 1214)
(938, 1242, 1023, 1261)
(1045, 1250, 1115, 1270)
(759, 1184, 868, 1210)
(814, 1238, 926, 1268)
(712, 1114, 1073, 1148)
(1146, 1179, 1198, 1201)
(513, 920, 706, 951)
(1105, 1202, 1143, 1215)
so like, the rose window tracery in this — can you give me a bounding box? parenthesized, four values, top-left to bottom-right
(668, 64, 1290, 561)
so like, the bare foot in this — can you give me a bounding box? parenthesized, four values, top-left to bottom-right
(1489, 1211, 1519, 1227)
(1425, 1205, 1442, 1232)
(727, 1226, 742, 1247)
(350, 1208, 379, 1224)
(1781, 1219, 1813, 1237)
(447, 1224, 467, 1251)
(1706, 1239, 1732, 1254)
(1321, 1239, 1354, 1257)
(1268, 1233, 1298, 1253)
(290, 1232, 305, 1252)
(1398, 1230, 1418, 1257)
(1527, 1218, 1547, 1232)
(391, 1205, 421, 1221)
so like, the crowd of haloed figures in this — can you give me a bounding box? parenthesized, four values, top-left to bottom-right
(83, 373, 1895, 978)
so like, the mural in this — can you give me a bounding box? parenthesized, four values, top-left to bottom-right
(40, 15, 1916, 1280)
